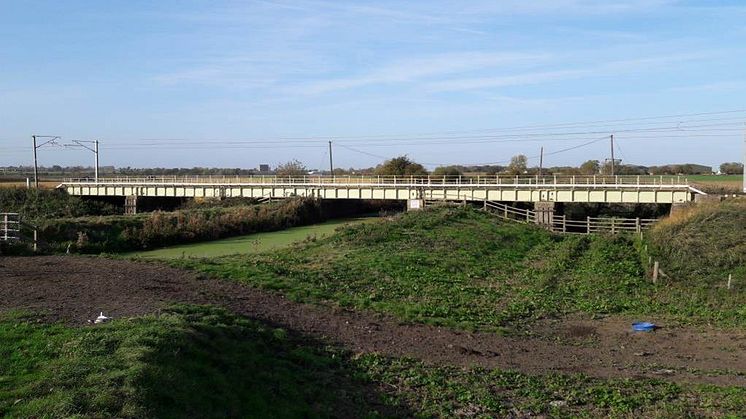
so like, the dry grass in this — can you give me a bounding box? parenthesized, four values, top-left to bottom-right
(0, 181, 59, 189)
(690, 180, 742, 194)
(648, 199, 746, 283)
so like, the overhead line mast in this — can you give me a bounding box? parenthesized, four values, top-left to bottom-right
(328, 140, 334, 175)
(610, 134, 615, 176)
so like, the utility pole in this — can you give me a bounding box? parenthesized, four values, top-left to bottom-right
(95, 140, 99, 182)
(328, 140, 334, 175)
(32, 135, 38, 188)
(539, 146, 544, 177)
(610, 134, 615, 176)
(31, 135, 61, 188)
(69, 140, 100, 182)
(743, 123, 746, 193)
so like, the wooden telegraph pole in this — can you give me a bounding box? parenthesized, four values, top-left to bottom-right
(539, 146, 544, 177)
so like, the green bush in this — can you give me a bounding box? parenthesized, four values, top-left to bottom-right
(37, 197, 370, 253)
(0, 188, 119, 219)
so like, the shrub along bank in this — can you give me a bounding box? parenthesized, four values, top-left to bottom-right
(36, 198, 385, 254)
(647, 199, 746, 284)
(0, 187, 119, 219)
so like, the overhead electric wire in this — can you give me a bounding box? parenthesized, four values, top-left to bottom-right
(2, 109, 744, 167)
(115, 119, 744, 146)
(81, 109, 746, 146)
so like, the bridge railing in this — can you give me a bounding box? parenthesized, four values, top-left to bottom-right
(61, 174, 691, 187)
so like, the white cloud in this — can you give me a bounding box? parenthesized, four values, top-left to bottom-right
(667, 81, 746, 93)
(293, 52, 550, 95)
(456, 0, 676, 16)
(425, 53, 710, 92)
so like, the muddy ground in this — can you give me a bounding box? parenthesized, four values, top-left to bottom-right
(1, 256, 745, 386)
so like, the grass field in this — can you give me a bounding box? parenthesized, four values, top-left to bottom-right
(172, 206, 746, 331)
(126, 217, 374, 259)
(3, 305, 744, 418)
(4, 204, 746, 417)
(686, 174, 743, 193)
(685, 174, 742, 182)
(0, 305, 387, 417)
(0, 181, 59, 189)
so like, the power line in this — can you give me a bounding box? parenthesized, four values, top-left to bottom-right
(45, 109, 743, 146)
(108, 120, 743, 146)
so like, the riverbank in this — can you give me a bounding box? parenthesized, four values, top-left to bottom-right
(126, 216, 376, 259)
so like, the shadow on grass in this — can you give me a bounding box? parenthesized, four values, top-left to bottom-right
(0, 305, 411, 418)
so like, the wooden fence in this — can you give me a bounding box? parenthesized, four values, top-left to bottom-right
(1, 213, 38, 250)
(482, 201, 658, 234)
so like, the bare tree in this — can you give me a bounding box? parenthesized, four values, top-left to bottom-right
(275, 159, 307, 176)
(506, 155, 528, 175)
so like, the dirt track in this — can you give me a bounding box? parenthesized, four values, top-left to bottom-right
(1, 256, 745, 386)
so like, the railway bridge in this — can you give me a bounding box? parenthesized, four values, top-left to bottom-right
(58, 175, 704, 220)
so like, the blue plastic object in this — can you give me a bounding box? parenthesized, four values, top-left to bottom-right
(632, 322, 656, 332)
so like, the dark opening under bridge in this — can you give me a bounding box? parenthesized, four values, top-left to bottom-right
(58, 174, 704, 213)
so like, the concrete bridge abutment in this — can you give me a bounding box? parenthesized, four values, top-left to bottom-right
(407, 199, 424, 211)
(124, 195, 138, 215)
(534, 201, 564, 226)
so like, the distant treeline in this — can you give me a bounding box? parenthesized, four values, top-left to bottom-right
(1, 160, 735, 178)
(0, 165, 263, 178)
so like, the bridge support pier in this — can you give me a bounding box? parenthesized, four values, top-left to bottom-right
(124, 195, 138, 215)
(534, 202, 561, 226)
(407, 199, 424, 211)
(670, 202, 692, 216)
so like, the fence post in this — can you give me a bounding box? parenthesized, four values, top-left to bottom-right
(562, 215, 566, 233)
(728, 274, 732, 290)
(33, 229, 38, 252)
(653, 261, 659, 284)
(586, 216, 591, 234)
(635, 218, 641, 234)
(2, 213, 7, 241)
(611, 218, 616, 235)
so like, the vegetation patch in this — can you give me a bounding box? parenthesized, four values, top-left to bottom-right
(357, 354, 746, 418)
(174, 205, 746, 329)
(36, 197, 374, 254)
(0, 305, 391, 418)
(0, 187, 118, 219)
(126, 217, 375, 259)
(648, 200, 746, 284)
(2, 307, 744, 418)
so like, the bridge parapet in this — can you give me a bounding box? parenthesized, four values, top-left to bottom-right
(60, 174, 694, 187)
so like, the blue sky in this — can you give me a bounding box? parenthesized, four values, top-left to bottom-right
(1, 0, 745, 170)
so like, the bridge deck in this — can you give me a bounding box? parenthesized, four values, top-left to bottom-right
(59, 175, 702, 204)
